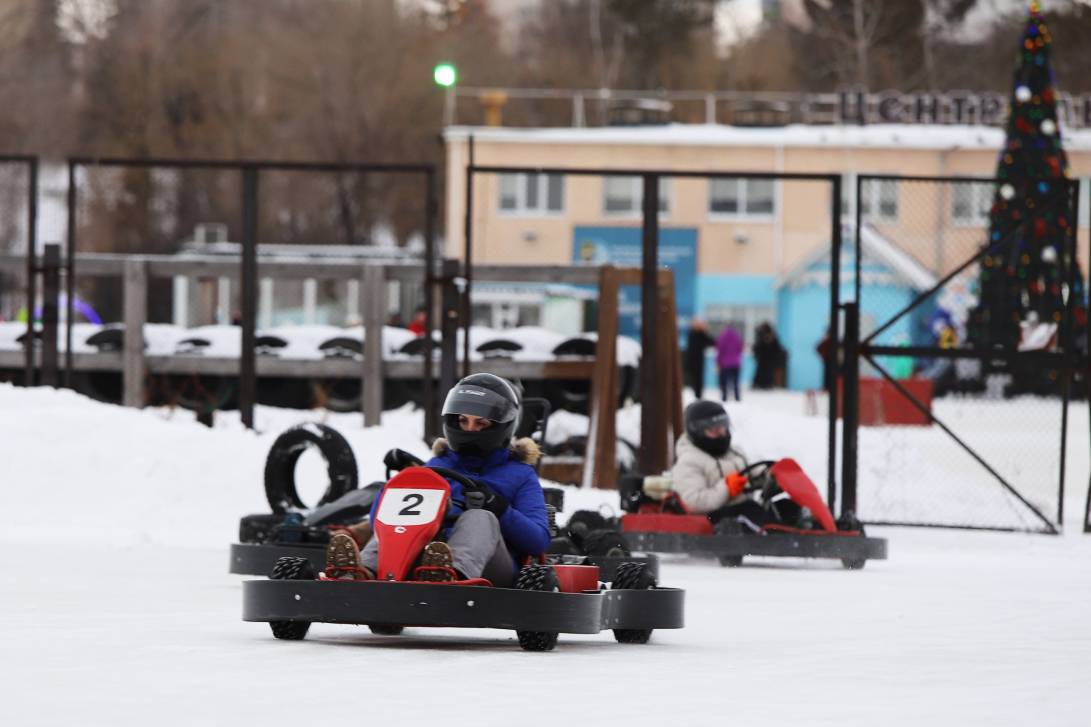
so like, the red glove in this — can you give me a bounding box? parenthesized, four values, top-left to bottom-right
(725, 472, 747, 498)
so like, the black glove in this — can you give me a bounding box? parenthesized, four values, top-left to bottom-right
(464, 483, 509, 518)
(383, 448, 423, 473)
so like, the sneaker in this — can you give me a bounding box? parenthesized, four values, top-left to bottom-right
(325, 531, 373, 581)
(416, 541, 458, 582)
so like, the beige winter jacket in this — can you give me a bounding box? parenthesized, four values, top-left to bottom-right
(669, 434, 749, 514)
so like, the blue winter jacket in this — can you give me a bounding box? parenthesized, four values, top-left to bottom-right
(371, 437, 551, 565)
(426, 437, 551, 564)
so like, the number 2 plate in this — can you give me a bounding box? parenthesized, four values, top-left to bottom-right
(375, 488, 446, 526)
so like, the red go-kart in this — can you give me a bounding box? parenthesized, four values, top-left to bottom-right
(617, 459, 887, 570)
(243, 465, 685, 651)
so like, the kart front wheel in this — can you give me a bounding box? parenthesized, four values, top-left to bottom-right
(269, 556, 315, 640)
(719, 555, 743, 568)
(841, 558, 867, 570)
(514, 565, 560, 652)
(611, 562, 657, 644)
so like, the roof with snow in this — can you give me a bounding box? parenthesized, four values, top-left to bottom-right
(445, 123, 1091, 152)
(777, 223, 939, 291)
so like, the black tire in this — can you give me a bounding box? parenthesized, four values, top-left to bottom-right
(514, 565, 560, 651)
(269, 556, 316, 640)
(566, 510, 609, 547)
(264, 423, 358, 514)
(582, 528, 631, 558)
(719, 555, 744, 568)
(368, 625, 405, 636)
(238, 513, 285, 544)
(836, 510, 866, 535)
(841, 558, 867, 570)
(611, 562, 657, 644)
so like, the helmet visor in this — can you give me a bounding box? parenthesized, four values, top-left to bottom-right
(689, 412, 729, 434)
(442, 384, 517, 423)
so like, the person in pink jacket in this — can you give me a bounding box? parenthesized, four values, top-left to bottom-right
(715, 325, 743, 401)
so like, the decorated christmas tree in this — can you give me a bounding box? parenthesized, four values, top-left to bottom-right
(968, 2, 1087, 361)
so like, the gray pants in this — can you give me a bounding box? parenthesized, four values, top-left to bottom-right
(360, 509, 516, 587)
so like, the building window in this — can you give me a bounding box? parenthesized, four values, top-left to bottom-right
(602, 176, 670, 216)
(704, 303, 777, 348)
(709, 178, 776, 218)
(498, 173, 564, 215)
(951, 182, 994, 225)
(842, 174, 898, 222)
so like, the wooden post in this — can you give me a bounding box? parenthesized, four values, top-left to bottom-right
(658, 269, 684, 463)
(122, 257, 147, 408)
(584, 266, 619, 489)
(362, 263, 386, 427)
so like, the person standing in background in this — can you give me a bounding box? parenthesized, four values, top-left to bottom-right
(752, 322, 786, 390)
(683, 318, 715, 399)
(715, 324, 743, 401)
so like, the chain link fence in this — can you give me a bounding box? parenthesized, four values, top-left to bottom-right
(849, 175, 1084, 532)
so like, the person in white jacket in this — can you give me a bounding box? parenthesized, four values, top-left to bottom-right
(670, 400, 768, 527)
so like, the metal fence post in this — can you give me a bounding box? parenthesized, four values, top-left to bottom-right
(239, 166, 259, 429)
(24, 158, 38, 386)
(439, 258, 460, 408)
(639, 173, 665, 475)
(840, 301, 860, 517)
(122, 257, 147, 407)
(40, 244, 61, 388)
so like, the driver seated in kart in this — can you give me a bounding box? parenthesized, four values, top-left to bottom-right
(325, 373, 551, 587)
(670, 400, 788, 529)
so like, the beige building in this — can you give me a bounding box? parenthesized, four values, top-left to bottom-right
(443, 123, 1091, 389)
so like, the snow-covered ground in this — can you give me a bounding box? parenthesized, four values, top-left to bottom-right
(3, 384, 1090, 726)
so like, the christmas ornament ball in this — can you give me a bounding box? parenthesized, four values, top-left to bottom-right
(1041, 119, 1057, 135)
(1016, 85, 1032, 103)
(1041, 246, 1058, 263)
(1001, 184, 1015, 200)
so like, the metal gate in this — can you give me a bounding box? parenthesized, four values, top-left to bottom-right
(841, 174, 1085, 533)
(833, 172, 1082, 530)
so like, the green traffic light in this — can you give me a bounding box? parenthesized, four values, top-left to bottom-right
(433, 63, 457, 87)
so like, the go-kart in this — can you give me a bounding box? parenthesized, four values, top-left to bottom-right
(243, 464, 685, 651)
(611, 459, 887, 570)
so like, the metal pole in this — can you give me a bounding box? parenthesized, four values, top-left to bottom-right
(40, 244, 60, 387)
(827, 174, 842, 512)
(24, 158, 37, 386)
(439, 258, 460, 402)
(64, 162, 76, 387)
(1057, 178, 1079, 526)
(423, 169, 438, 440)
(841, 301, 860, 516)
(639, 173, 662, 474)
(461, 136, 474, 379)
(239, 166, 259, 429)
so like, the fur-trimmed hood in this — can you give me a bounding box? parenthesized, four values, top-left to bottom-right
(431, 436, 541, 465)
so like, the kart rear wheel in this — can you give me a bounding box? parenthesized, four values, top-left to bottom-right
(611, 562, 657, 644)
(719, 555, 744, 568)
(582, 529, 631, 558)
(368, 625, 405, 636)
(841, 558, 867, 570)
(566, 510, 609, 546)
(514, 565, 560, 652)
(269, 556, 316, 640)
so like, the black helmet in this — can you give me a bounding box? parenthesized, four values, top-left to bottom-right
(441, 373, 520, 456)
(684, 400, 731, 458)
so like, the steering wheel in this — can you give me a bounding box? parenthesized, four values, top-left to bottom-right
(736, 460, 777, 496)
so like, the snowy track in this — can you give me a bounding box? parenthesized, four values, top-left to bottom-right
(3, 385, 1089, 726)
